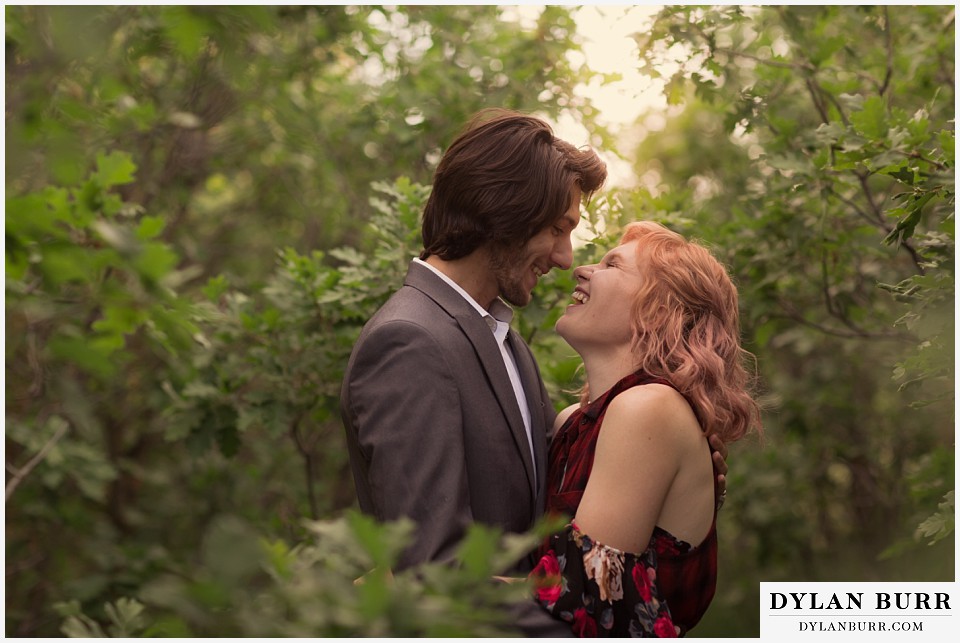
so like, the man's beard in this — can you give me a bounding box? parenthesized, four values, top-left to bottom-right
(489, 241, 531, 308)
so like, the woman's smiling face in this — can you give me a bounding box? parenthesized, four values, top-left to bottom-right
(556, 239, 643, 354)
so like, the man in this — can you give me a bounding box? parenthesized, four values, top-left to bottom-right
(340, 109, 724, 635)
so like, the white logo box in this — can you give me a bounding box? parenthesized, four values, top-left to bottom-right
(760, 582, 956, 640)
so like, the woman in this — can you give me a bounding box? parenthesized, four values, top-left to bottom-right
(529, 221, 762, 637)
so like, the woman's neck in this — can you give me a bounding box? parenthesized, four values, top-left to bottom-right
(580, 346, 639, 403)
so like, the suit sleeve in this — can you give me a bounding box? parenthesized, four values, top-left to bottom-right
(344, 319, 471, 570)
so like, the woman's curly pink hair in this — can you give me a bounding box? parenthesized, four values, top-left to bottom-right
(620, 221, 762, 443)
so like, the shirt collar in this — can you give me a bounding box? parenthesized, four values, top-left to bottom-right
(414, 257, 514, 331)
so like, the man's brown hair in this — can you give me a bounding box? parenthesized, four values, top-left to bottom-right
(420, 109, 607, 261)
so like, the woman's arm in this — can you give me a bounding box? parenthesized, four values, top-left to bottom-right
(530, 523, 678, 637)
(528, 385, 707, 637)
(573, 383, 699, 553)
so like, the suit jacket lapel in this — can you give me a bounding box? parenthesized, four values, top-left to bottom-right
(404, 262, 538, 496)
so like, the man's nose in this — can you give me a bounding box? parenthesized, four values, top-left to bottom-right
(552, 234, 574, 270)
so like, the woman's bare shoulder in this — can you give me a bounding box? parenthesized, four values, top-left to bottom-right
(603, 383, 702, 445)
(553, 403, 579, 433)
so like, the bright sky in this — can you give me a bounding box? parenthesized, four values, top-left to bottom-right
(367, 4, 677, 187)
(504, 4, 674, 188)
(566, 5, 668, 123)
(567, 4, 674, 189)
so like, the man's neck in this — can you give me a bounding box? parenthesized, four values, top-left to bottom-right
(424, 251, 498, 311)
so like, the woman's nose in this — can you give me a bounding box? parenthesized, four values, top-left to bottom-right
(573, 264, 595, 282)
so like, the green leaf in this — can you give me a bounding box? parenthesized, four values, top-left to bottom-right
(202, 274, 229, 301)
(5, 193, 59, 238)
(160, 7, 210, 60)
(455, 523, 500, 579)
(104, 598, 147, 637)
(348, 510, 395, 569)
(37, 245, 95, 286)
(48, 140, 88, 186)
(91, 305, 146, 336)
(134, 242, 179, 282)
(814, 121, 847, 145)
(849, 96, 888, 139)
(880, 162, 916, 185)
(938, 129, 954, 165)
(61, 613, 106, 638)
(753, 320, 779, 348)
(136, 215, 166, 240)
(357, 567, 392, 620)
(48, 334, 119, 379)
(915, 491, 955, 545)
(94, 151, 137, 187)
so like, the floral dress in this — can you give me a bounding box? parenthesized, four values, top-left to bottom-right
(530, 371, 719, 637)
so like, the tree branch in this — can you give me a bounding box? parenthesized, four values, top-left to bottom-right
(290, 414, 319, 520)
(712, 46, 814, 72)
(773, 304, 913, 342)
(6, 419, 70, 502)
(27, 326, 45, 398)
(826, 186, 886, 229)
(878, 6, 894, 97)
(804, 77, 832, 125)
(853, 171, 926, 274)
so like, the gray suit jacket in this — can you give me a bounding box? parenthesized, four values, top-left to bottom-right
(340, 261, 569, 636)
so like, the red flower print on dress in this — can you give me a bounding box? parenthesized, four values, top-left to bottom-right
(653, 615, 678, 638)
(632, 562, 653, 602)
(655, 537, 682, 556)
(572, 608, 598, 637)
(531, 551, 563, 604)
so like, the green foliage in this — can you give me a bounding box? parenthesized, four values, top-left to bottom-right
(55, 512, 552, 638)
(630, 5, 954, 634)
(167, 178, 426, 519)
(915, 491, 955, 546)
(57, 597, 147, 638)
(5, 4, 593, 285)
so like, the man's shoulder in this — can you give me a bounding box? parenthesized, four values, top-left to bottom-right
(370, 281, 450, 327)
(346, 285, 476, 384)
(369, 261, 477, 326)
(353, 261, 489, 354)
(356, 284, 461, 352)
